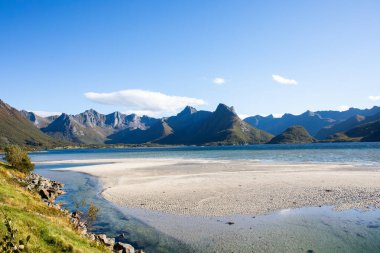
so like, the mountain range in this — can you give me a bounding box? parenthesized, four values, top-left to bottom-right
(38, 103, 271, 145)
(41, 109, 158, 144)
(244, 106, 380, 137)
(0, 98, 379, 148)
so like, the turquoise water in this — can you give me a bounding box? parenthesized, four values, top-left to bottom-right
(32, 143, 380, 253)
(36, 164, 190, 253)
(31, 142, 380, 166)
(123, 206, 380, 253)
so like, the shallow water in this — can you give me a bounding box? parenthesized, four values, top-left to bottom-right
(123, 206, 380, 253)
(32, 144, 380, 253)
(36, 164, 191, 253)
(31, 142, 380, 167)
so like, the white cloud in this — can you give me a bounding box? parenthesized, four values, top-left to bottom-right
(212, 77, 226, 85)
(84, 89, 206, 117)
(337, 105, 350, 111)
(32, 111, 61, 117)
(239, 113, 283, 119)
(272, 113, 284, 118)
(262, 113, 284, 118)
(272, 74, 298, 86)
(238, 114, 249, 120)
(369, 95, 380, 101)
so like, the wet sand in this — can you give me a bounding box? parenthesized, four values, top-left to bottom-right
(45, 158, 380, 216)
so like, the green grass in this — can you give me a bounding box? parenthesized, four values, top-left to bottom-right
(268, 125, 315, 144)
(0, 163, 107, 253)
(0, 100, 67, 149)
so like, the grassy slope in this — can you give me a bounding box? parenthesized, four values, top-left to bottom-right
(268, 125, 315, 144)
(0, 101, 65, 149)
(0, 163, 106, 253)
(323, 119, 380, 142)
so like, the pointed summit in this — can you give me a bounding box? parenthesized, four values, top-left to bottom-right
(191, 103, 272, 145)
(214, 103, 236, 115)
(301, 110, 317, 117)
(177, 106, 197, 117)
(20, 110, 54, 128)
(83, 108, 101, 116)
(59, 113, 71, 119)
(105, 111, 124, 128)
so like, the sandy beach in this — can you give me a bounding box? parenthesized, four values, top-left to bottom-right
(45, 158, 380, 216)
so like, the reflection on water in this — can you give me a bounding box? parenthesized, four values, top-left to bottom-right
(123, 206, 380, 253)
(36, 164, 191, 253)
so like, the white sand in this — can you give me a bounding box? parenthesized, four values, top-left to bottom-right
(48, 158, 380, 216)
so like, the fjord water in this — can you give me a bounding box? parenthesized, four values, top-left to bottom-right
(32, 143, 380, 253)
(31, 142, 380, 166)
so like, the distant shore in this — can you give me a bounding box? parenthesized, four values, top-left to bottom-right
(44, 158, 380, 216)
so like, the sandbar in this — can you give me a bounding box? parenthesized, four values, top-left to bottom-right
(45, 158, 380, 216)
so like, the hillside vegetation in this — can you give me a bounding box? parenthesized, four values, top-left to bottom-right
(0, 162, 106, 253)
(0, 100, 66, 149)
(323, 119, 380, 143)
(268, 125, 315, 144)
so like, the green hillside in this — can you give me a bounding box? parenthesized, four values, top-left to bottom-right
(0, 163, 106, 252)
(324, 119, 380, 142)
(268, 125, 315, 144)
(346, 120, 380, 142)
(0, 100, 65, 148)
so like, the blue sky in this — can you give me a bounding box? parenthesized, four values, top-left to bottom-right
(1, 0, 379, 118)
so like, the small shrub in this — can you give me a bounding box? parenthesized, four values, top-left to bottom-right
(4, 145, 34, 173)
(71, 198, 99, 229)
(85, 202, 99, 228)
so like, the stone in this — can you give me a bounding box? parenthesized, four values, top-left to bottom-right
(19, 172, 147, 253)
(96, 234, 115, 247)
(87, 233, 96, 241)
(39, 189, 50, 200)
(72, 211, 82, 219)
(56, 189, 66, 195)
(113, 242, 135, 253)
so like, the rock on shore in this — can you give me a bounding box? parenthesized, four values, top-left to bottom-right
(20, 172, 143, 253)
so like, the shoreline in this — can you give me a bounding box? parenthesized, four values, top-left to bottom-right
(47, 158, 380, 217)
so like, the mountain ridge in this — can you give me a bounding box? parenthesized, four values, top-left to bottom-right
(107, 103, 273, 145)
(244, 106, 380, 137)
(0, 100, 66, 148)
(2, 98, 379, 147)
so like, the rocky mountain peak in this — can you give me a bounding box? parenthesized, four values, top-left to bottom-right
(105, 111, 124, 128)
(301, 110, 321, 118)
(214, 103, 236, 116)
(177, 106, 197, 117)
(125, 113, 139, 121)
(83, 109, 100, 116)
(21, 110, 37, 121)
(59, 113, 71, 119)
